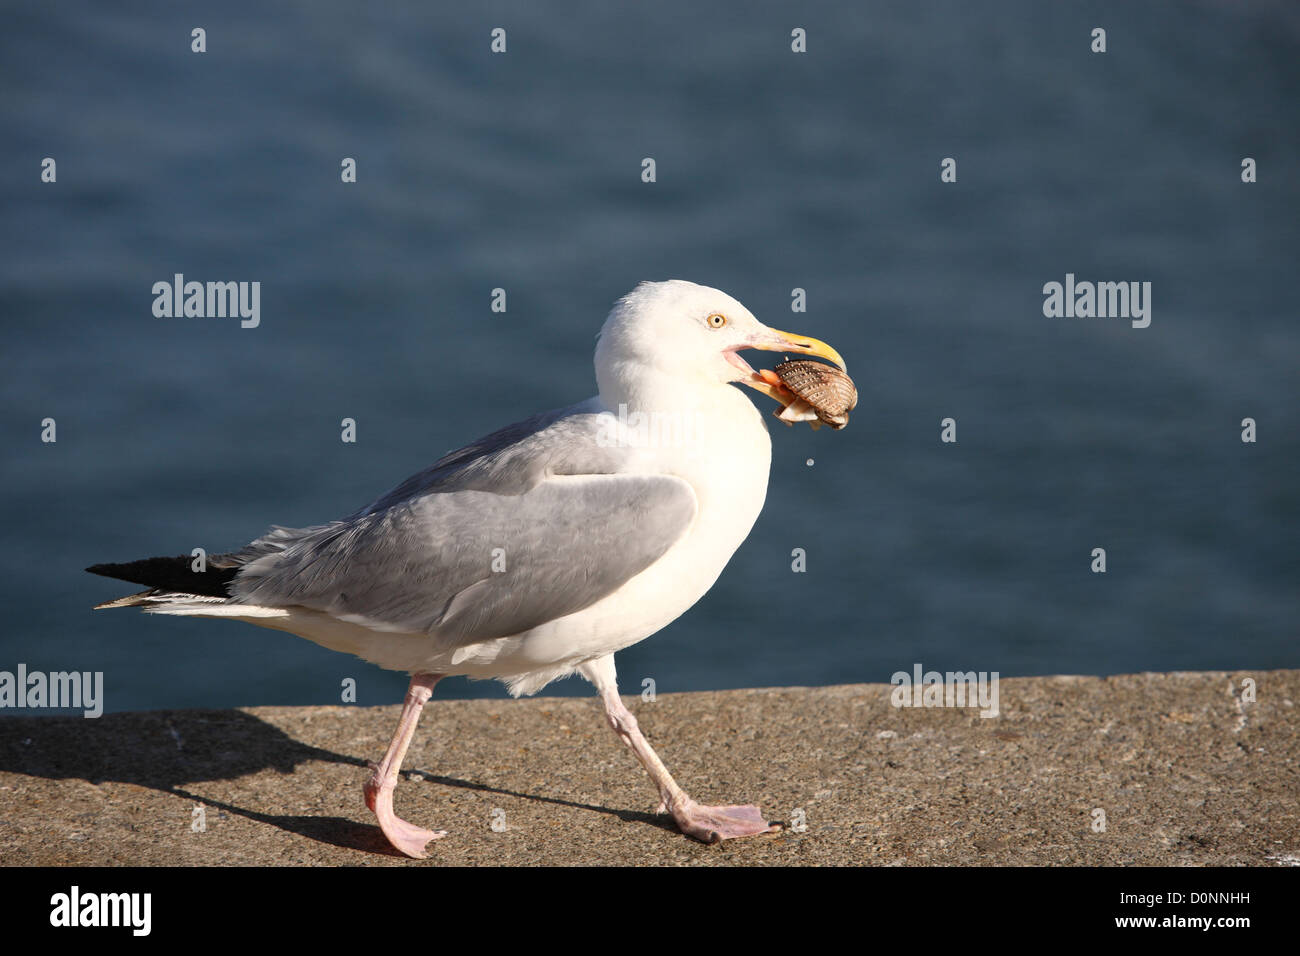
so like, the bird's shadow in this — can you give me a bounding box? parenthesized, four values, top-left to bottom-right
(0, 708, 672, 857)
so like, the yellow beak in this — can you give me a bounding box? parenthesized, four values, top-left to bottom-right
(761, 327, 847, 371)
(736, 327, 847, 403)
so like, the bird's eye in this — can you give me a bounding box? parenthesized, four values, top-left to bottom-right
(707, 313, 727, 329)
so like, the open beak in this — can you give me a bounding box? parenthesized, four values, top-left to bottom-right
(727, 326, 848, 403)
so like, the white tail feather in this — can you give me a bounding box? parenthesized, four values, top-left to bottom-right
(94, 590, 288, 619)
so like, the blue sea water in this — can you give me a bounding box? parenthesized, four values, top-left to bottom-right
(1, 1, 1297, 714)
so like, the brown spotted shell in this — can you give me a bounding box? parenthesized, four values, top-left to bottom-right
(774, 360, 858, 428)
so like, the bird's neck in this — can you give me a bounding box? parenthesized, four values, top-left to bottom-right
(597, 366, 737, 417)
(594, 368, 770, 463)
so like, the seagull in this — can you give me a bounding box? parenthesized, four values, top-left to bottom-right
(87, 279, 848, 857)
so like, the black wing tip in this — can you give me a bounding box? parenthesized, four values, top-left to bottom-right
(84, 555, 239, 598)
(86, 558, 186, 578)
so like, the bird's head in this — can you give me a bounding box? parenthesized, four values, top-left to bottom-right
(595, 279, 846, 406)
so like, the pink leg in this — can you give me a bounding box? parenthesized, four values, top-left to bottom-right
(581, 657, 780, 844)
(363, 672, 447, 858)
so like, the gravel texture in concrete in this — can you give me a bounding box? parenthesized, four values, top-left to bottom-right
(1, 671, 1296, 865)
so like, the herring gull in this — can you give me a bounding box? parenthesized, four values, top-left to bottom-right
(87, 279, 849, 857)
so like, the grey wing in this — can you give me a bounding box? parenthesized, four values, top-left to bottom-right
(228, 410, 697, 643)
(349, 400, 629, 508)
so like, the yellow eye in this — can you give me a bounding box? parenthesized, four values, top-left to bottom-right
(707, 313, 727, 329)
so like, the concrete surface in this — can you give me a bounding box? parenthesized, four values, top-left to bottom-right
(1, 671, 1296, 865)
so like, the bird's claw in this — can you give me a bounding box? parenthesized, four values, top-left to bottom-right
(671, 801, 782, 843)
(365, 773, 446, 858)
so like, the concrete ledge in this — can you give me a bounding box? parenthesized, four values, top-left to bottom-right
(1, 671, 1297, 865)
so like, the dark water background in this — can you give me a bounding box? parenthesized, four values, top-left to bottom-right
(2, 1, 1297, 714)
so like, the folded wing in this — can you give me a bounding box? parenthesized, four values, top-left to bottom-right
(229, 406, 697, 644)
